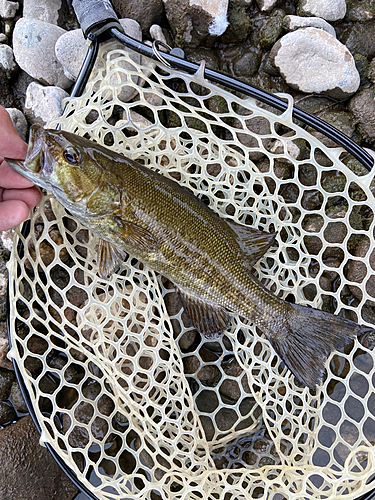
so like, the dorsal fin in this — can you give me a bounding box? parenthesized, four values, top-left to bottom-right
(226, 220, 277, 266)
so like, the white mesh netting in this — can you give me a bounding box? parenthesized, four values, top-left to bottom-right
(7, 40, 375, 499)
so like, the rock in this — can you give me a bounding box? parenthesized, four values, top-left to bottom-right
(0, 416, 78, 500)
(0, 338, 13, 371)
(297, 0, 346, 21)
(0, 0, 18, 19)
(13, 17, 73, 89)
(24, 82, 69, 126)
(111, 0, 164, 33)
(0, 34, 7, 43)
(5, 107, 28, 141)
(55, 18, 141, 102)
(346, 0, 375, 22)
(10, 381, 28, 413)
(0, 44, 16, 75)
(283, 15, 336, 38)
(233, 46, 261, 77)
(0, 367, 15, 399)
(163, 0, 229, 48)
(23, 0, 63, 25)
(259, 10, 284, 50)
(344, 20, 375, 59)
(220, 4, 251, 43)
(270, 28, 360, 99)
(0, 401, 15, 425)
(254, 0, 278, 12)
(349, 87, 375, 143)
(0, 68, 13, 107)
(369, 58, 375, 83)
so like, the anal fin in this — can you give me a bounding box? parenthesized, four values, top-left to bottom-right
(178, 288, 230, 339)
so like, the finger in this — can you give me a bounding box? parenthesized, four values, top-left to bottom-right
(0, 200, 31, 231)
(2, 186, 42, 209)
(0, 106, 27, 159)
(0, 160, 35, 189)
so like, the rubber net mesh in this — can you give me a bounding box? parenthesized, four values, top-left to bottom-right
(7, 40, 375, 499)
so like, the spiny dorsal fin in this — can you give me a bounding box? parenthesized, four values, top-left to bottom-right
(178, 288, 230, 339)
(97, 239, 127, 279)
(226, 219, 277, 265)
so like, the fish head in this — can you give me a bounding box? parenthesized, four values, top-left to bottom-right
(6, 125, 103, 210)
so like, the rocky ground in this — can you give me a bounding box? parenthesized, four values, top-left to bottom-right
(1, 0, 375, 498)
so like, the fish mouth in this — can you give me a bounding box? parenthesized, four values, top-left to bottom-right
(5, 125, 55, 191)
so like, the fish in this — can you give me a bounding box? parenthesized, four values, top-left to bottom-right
(6, 125, 365, 389)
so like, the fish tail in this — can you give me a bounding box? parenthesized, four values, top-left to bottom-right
(266, 303, 361, 389)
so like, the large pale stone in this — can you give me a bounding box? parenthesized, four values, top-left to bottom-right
(25, 82, 69, 126)
(0, 0, 19, 19)
(270, 28, 360, 99)
(298, 0, 346, 21)
(13, 17, 73, 89)
(254, 0, 278, 12)
(23, 0, 63, 25)
(55, 18, 141, 102)
(283, 15, 336, 38)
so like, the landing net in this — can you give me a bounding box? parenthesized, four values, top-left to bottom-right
(7, 40, 375, 499)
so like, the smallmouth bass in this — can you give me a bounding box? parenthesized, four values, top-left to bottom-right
(7, 125, 365, 389)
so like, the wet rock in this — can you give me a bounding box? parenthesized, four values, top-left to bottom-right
(24, 82, 68, 126)
(0, 34, 7, 43)
(0, 367, 15, 399)
(354, 53, 370, 86)
(55, 18, 141, 102)
(0, 68, 13, 107)
(221, 4, 251, 43)
(369, 58, 375, 83)
(233, 46, 262, 77)
(0, 0, 19, 19)
(297, 0, 346, 21)
(0, 338, 13, 371)
(255, 0, 278, 12)
(5, 107, 28, 141)
(260, 10, 284, 50)
(309, 110, 356, 148)
(0, 401, 15, 425)
(23, 0, 63, 25)
(349, 87, 375, 143)
(163, 0, 229, 48)
(283, 15, 336, 38)
(346, 0, 375, 22)
(270, 28, 360, 99)
(10, 381, 28, 413)
(111, 0, 164, 33)
(0, 415, 78, 499)
(0, 44, 16, 75)
(344, 20, 375, 59)
(13, 18, 73, 89)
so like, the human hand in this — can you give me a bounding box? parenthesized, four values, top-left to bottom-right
(0, 106, 42, 231)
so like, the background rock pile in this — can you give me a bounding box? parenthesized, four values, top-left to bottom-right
(1, 0, 375, 498)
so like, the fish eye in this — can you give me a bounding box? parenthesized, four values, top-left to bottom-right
(63, 147, 81, 166)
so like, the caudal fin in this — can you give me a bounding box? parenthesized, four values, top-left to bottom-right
(267, 303, 361, 389)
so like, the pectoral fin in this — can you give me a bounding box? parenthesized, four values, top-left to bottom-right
(178, 288, 230, 339)
(114, 216, 160, 253)
(226, 219, 277, 266)
(98, 239, 127, 278)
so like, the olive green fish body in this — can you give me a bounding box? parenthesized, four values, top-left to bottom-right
(7, 125, 366, 389)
